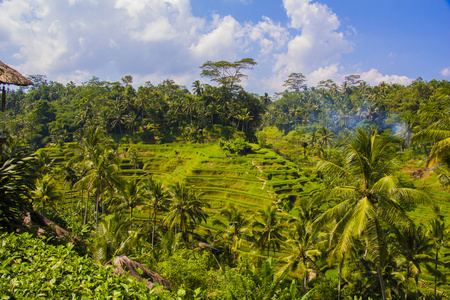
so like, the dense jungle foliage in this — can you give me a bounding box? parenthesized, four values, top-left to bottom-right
(1, 64, 449, 299)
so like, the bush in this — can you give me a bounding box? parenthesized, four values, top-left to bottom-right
(0, 232, 169, 299)
(159, 251, 215, 298)
(219, 139, 252, 155)
(0, 147, 36, 232)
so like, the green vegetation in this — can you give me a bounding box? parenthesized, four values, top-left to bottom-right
(1, 62, 449, 299)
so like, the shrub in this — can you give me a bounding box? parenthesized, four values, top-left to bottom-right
(0, 232, 169, 299)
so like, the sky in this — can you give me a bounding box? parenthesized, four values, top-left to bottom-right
(0, 0, 449, 95)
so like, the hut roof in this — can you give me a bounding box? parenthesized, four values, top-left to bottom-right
(106, 255, 172, 291)
(0, 60, 33, 86)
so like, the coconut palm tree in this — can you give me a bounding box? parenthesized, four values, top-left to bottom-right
(164, 183, 208, 255)
(252, 205, 285, 258)
(213, 205, 250, 263)
(115, 178, 144, 222)
(427, 207, 450, 299)
(78, 143, 122, 229)
(315, 126, 334, 159)
(394, 225, 436, 300)
(314, 128, 431, 300)
(413, 103, 450, 168)
(141, 177, 170, 248)
(31, 173, 61, 213)
(91, 213, 139, 264)
(281, 220, 323, 293)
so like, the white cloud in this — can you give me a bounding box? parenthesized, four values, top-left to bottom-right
(247, 16, 289, 55)
(189, 15, 241, 62)
(360, 69, 413, 86)
(258, 0, 354, 92)
(274, 0, 353, 78)
(440, 67, 450, 77)
(307, 64, 342, 86)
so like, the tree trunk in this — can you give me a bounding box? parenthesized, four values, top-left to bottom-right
(83, 189, 89, 226)
(415, 275, 419, 300)
(303, 273, 307, 294)
(152, 209, 157, 248)
(338, 261, 342, 300)
(95, 189, 100, 230)
(192, 231, 196, 260)
(377, 266, 387, 300)
(405, 268, 410, 300)
(435, 249, 438, 300)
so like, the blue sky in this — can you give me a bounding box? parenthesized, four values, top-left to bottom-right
(0, 0, 449, 95)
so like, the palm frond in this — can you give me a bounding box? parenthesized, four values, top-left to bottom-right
(316, 159, 352, 181)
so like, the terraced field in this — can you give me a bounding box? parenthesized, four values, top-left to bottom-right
(39, 142, 319, 217)
(123, 142, 318, 210)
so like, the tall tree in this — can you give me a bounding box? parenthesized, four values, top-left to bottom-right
(164, 183, 208, 255)
(213, 205, 250, 263)
(283, 73, 307, 92)
(141, 177, 170, 248)
(394, 225, 435, 300)
(200, 58, 257, 91)
(314, 128, 430, 300)
(427, 208, 450, 299)
(252, 205, 285, 258)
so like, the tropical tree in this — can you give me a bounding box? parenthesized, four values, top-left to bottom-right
(427, 208, 450, 299)
(78, 143, 122, 229)
(115, 178, 144, 221)
(283, 72, 307, 92)
(314, 128, 431, 300)
(213, 205, 250, 263)
(200, 58, 257, 91)
(394, 225, 436, 300)
(141, 177, 170, 248)
(315, 126, 334, 159)
(91, 213, 138, 264)
(0, 144, 36, 231)
(281, 220, 323, 293)
(164, 183, 209, 255)
(31, 174, 61, 213)
(252, 205, 285, 258)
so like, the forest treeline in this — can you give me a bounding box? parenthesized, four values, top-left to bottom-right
(1, 60, 450, 299)
(3, 68, 449, 151)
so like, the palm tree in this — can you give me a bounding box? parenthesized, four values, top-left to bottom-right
(394, 225, 435, 300)
(427, 208, 450, 299)
(413, 103, 450, 168)
(59, 164, 80, 222)
(127, 147, 140, 175)
(164, 183, 209, 255)
(252, 205, 285, 258)
(116, 178, 144, 221)
(31, 174, 61, 212)
(78, 143, 122, 229)
(314, 128, 431, 300)
(141, 177, 170, 248)
(91, 213, 139, 264)
(315, 126, 334, 159)
(281, 220, 323, 293)
(213, 205, 250, 263)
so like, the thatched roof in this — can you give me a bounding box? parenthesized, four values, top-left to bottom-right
(0, 60, 33, 86)
(106, 255, 172, 291)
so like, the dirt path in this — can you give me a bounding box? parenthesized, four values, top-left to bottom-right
(256, 176, 267, 190)
(251, 160, 263, 172)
